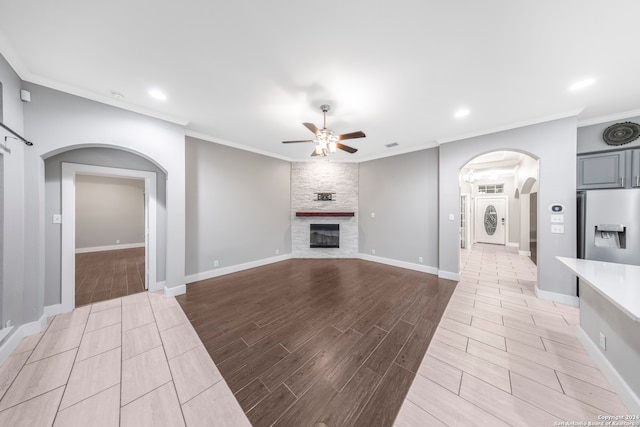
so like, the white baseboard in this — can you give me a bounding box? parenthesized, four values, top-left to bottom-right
(185, 254, 292, 284)
(576, 326, 640, 415)
(44, 303, 65, 318)
(438, 270, 461, 281)
(75, 243, 145, 254)
(507, 242, 519, 248)
(0, 311, 49, 366)
(357, 253, 438, 275)
(518, 250, 532, 256)
(164, 284, 186, 297)
(535, 285, 579, 306)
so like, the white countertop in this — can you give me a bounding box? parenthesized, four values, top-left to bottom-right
(557, 257, 640, 322)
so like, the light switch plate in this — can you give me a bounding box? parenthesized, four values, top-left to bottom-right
(551, 214, 564, 223)
(551, 224, 564, 234)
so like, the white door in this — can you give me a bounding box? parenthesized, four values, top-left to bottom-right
(475, 198, 506, 244)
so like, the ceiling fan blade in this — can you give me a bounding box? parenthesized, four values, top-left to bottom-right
(303, 122, 320, 135)
(337, 131, 366, 140)
(282, 139, 314, 144)
(336, 143, 358, 154)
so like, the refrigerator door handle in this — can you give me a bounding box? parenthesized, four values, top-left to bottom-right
(620, 176, 624, 187)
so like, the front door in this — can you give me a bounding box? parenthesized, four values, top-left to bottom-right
(476, 197, 506, 244)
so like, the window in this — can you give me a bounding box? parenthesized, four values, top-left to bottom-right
(478, 184, 504, 194)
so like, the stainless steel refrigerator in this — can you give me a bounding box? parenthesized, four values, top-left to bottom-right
(577, 189, 640, 266)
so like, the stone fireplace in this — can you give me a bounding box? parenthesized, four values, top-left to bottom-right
(291, 162, 358, 258)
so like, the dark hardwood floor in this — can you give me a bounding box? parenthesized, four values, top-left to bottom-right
(75, 247, 146, 307)
(176, 259, 456, 426)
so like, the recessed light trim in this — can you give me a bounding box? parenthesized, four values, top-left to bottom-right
(569, 78, 596, 91)
(149, 89, 167, 100)
(454, 108, 470, 119)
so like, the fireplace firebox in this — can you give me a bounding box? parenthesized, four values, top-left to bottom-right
(310, 224, 339, 248)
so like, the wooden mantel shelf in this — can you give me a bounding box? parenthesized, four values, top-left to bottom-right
(296, 212, 355, 217)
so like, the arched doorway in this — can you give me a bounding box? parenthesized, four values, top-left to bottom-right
(43, 146, 167, 313)
(459, 150, 539, 266)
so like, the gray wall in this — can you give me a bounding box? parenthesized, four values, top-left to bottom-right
(0, 53, 26, 335)
(44, 148, 167, 305)
(185, 136, 291, 276)
(578, 115, 640, 154)
(75, 175, 145, 250)
(439, 117, 578, 298)
(359, 147, 439, 269)
(24, 82, 184, 312)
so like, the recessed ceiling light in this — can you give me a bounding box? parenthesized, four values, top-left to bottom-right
(569, 78, 596, 91)
(149, 89, 167, 100)
(454, 108, 470, 119)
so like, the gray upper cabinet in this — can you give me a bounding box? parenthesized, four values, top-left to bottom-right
(577, 151, 625, 189)
(632, 149, 640, 188)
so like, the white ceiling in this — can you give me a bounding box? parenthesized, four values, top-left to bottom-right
(1, 1, 640, 162)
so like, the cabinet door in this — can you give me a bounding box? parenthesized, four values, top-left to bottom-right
(632, 149, 640, 188)
(577, 152, 625, 189)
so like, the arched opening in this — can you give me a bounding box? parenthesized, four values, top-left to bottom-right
(459, 150, 539, 281)
(43, 146, 167, 312)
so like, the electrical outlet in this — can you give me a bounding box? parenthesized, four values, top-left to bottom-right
(418, 256, 423, 263)
(599, 332, 606, 350)
(371, 249, 376, 255)
(214, 260, 219, 268)
(116, 239, 120, 244)
(275, 249, 280, 255)
(5, 320, 11, 328)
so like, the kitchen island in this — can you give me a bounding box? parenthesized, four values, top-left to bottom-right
(557, 257, 640, 415)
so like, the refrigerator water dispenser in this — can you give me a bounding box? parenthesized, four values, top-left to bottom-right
(594, 224, 626, 249)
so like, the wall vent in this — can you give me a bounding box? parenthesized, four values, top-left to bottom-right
(385, 142, 399, 148)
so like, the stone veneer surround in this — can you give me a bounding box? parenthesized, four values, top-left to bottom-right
(291, 162, 358, 258)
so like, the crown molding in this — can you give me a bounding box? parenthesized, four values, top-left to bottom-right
(577, 108, 640, 128)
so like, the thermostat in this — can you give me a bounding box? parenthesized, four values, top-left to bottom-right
(548, 204, 565, 213)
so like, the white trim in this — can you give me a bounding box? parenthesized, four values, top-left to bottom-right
(506, 242, 519, 248)
(357, 253, 438, 275)
(518, 250, 532, 256)
(43, 304, 65, 318)
(577, 108, 640, 128)
(62, 163, 158, 312)
(437, 109, 582, 145)
(75, 243, 145, 254)
(164, 284, 186, 297)
(186, 131, 292, 162)
(185, 254, 292, 284)
(576, 326, 640, 415)
(438, 270, 461, 281)
(0, 326, 14, 343)
(534, 285, 579, 306)
(0, 312, 48, 365)
(0, 327, 21, 365)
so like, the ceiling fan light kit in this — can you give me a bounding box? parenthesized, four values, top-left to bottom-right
(282, 104, 366, 157)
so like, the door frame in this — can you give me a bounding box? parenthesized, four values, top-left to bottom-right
(474, 195, 509, 245)
(61, 163, 157, 312)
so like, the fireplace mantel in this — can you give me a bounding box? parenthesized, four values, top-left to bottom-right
(295, 212, 355, 217)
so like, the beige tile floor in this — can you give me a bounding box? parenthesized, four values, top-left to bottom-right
(0, 244, 633, 426)
(0, 291, 250, 427)
(394, 243, 632, 426)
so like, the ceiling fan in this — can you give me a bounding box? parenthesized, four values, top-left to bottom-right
(282, 104, 366, 156)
